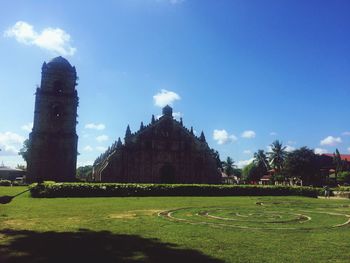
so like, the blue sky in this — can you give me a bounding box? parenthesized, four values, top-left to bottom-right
(0, 0, 349, 168)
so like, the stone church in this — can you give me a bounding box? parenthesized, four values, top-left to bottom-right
(93, 105, 221, 184)
(27, 57, 78, 183)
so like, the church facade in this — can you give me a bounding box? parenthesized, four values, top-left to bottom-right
(93, 105, 221, 184)
(27, 57, 78, 183)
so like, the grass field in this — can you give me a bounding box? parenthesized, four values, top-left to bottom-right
(0, 186, 349, 262)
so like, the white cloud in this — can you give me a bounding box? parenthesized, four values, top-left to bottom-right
(342, 131, 350, 136)
(4, 21, 76, 56)
(77, 160, 93, 167)
(83, 145, 93, 152)
(236, 158, 254, 168)
(314, 148, 328, 155)
(348, 147, 350, 153)
(0, 132, 25, 156)
(243, 150, 252, 154)
(96, 135, 109, 142)
(172, 112, 182, 120)
(270, 132, 277, 136)
(320, 136, 342, 146)
(21, 122, 33, 132)
(85, 123, 106, 130)
(153, 89, 181, 107)
(285, 145, 295, 152)
(213, 129, 237, 145)
(241, 130, 256, 139)
(96, 146, 107, 152)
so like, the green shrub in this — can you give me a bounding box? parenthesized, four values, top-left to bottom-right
(337, 171, 350, 184)
(29, 183, 321, 198)
(0, 180, 12, 186)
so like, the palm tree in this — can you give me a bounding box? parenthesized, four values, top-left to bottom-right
(268, 140, 287, 174)
(222, 157, 236, 176)
(254, 149, 270, 171)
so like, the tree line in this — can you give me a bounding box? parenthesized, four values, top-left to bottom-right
(222, 140, 350, 186)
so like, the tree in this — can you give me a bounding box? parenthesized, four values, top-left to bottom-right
(16, 164, 26, 171)
(18, 139, 30, 163)
(76, 165, 93, 182)
(253, 149, 270, 178)
(222, 157, 236, 176)
(284, 147, 320, 186)
(333, 149, 348, 182)
(242, 162, 260, 182)
(268, 140, 287, 174)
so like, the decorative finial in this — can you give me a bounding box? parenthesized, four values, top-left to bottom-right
(151, 115, 156, 124)
(180, 117, 183, 126)
(200, 131, 206, 142)
(117, 137, 122, 147)
(125, 125, 131, 138)
(190, 126, 194, 135)
(140, 121, 144, 130)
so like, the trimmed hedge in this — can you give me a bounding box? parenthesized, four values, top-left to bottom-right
(0, 180, 12, 186)
(29, 182, 321, 198)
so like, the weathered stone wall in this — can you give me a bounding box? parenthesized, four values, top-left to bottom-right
(27, 57, 78, 183)
(99, 113, 220, 184)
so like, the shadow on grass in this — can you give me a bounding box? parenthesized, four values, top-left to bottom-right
(0, 229, 223, 263)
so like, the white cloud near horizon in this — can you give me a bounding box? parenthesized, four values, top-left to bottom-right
(96, 135, 109, 142)
(285, 145, 295, 152)
(342, 131, 350, 136)
(348, 147, 350, 153)
(236, 158, 254, 168)
(241, 130, 256, 139)
(320, 136, 342, 146)
(21, 122, 33, 132)
(4, 21, 76, 56)
(213, 129, 237, 145)
(153, 89, 181, 107)
(85, 123, 106, 130)
(243, 150, 252, 154)
(314, 148, 328, 155)
(0, 132, 25, 156)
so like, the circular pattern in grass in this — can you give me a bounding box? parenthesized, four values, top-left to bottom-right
(159, 205, 350, 230)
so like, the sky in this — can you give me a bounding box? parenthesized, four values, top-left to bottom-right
(0, 0, 349, 168)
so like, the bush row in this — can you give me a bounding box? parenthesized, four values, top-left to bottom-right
(29, 182, 321, 198)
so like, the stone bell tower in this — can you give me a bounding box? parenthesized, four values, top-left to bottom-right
(27, 56, 78, 183)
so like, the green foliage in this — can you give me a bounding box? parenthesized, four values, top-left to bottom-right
(268, 140, 287, 173)
(222, 157, 236, 176)
(18, 139, 30, 163)
(242, 162, 261, 182)
(29, 182, 320, 198)
(76, 165, 93, 182)
(0, 180, 12, 186)
(284, 147, 321, 185)
(337, 171, 350, 184)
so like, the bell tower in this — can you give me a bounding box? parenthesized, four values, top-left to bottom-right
(27, 56, 78, 182)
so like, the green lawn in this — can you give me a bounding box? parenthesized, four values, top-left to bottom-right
(0, 186, 349, 262)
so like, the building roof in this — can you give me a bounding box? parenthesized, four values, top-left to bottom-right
(0, 166, 25, 172)
(323, 154, 350, 162)
(45, 56, 74, 71)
